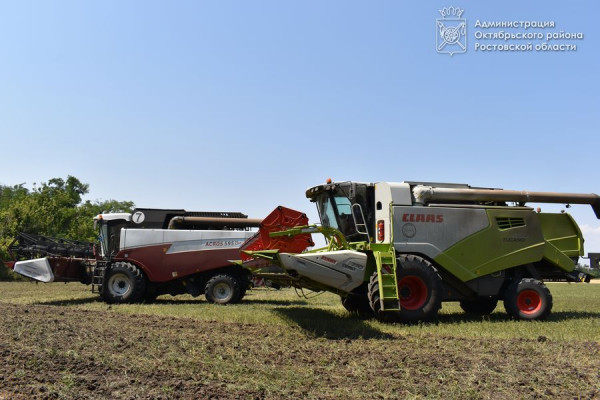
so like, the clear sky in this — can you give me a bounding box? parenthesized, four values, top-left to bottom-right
(1, 1, 599, 253)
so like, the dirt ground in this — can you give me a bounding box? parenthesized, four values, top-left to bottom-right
(1, 301, 599, 399)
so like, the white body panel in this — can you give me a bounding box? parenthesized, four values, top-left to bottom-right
(374, 182, 412, 243)
(94, 213, 131, 222)
(120, 229, 255, 253)
(14, 257, 54, 283)
(390, 182, 413, 205)
(278, 250, 368, 292)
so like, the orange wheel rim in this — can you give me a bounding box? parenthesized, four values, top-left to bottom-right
(398, 276, 428, 310)
(516, 289, 542, 315)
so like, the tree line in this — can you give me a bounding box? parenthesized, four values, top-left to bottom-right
(0, 176, 133, 279)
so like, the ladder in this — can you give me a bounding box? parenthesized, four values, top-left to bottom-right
(91, 264, 106, 293)
(374, 249, 400, 311)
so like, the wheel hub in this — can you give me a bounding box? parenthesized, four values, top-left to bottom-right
(398, 276, 428, 311)
(516, 289, 542, 314)
(399, 286, 411, 298)
(213, 282, 232, 301)
(108, 273, 132, 297)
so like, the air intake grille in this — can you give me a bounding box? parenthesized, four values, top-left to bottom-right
(496, 217, 526, 230)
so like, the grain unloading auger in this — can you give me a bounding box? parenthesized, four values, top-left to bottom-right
(240, 181, 600, 322)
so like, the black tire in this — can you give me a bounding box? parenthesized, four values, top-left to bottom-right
(367, 272, 397, 322)
(367, 271, 387, 319)
(368, 255, 442, 323)
(102, 262, 146, 304)
(205, 274, 242, 304)
(239, 286, 248, 301)
(341, 287, 374, 318)
(238, 273, 252, 301)
(460, 297, 498, 315)
(503, 278, 553, 320)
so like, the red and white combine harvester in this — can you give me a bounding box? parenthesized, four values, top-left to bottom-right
(7, 208, 261, 304)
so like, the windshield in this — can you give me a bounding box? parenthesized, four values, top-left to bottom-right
(313, 183, 375, 242)
(96, 220, 127, 257)
(315, 193, 364, 240)
(98, 223, 109, 257)
(318, 195, 353, 228)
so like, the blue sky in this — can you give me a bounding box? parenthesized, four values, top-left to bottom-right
(1, 1, 599, 252)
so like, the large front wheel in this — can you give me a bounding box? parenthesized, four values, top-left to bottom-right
(368, 255, 442, 322)
(102, 262, 147, 304)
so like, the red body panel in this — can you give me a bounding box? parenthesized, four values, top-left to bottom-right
(115, 245, 240, 282)
(47, 257, 88, 282)
(241, 206, 313, 261)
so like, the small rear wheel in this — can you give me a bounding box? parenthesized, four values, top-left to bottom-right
(503, 278, 552, 320)
(205, 274, 242, 304)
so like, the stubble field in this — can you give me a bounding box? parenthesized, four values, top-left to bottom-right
(0, 281, 599, 399)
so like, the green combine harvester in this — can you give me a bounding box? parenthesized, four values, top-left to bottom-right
(240, 180, 600, 322)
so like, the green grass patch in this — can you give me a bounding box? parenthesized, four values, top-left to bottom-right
(1, 281, 599, 341)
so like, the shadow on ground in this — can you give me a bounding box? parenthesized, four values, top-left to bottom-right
(34, 297, 99, 306)
(274, 306, 394, 340)
(33, 296, 308, 307)
(544, 310, 600, 321)
(148, 298, 309, 306)
(242, 299, 309, 306)
(437, 310, 600, 323)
